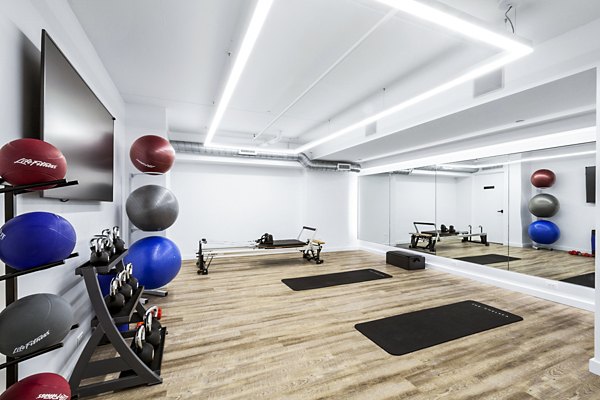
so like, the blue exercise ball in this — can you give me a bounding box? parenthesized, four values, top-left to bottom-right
(528, 220, 560, 245)
(97, 272, 116, 297)
(0, 212, 76, 270)
(124, 236, 181, 289)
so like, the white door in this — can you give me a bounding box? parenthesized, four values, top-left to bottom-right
(472, 172, 505, 244)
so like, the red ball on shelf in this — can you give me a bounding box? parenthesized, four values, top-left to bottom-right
(530, 169, 556, 188)
(129, 135, 175, 174)
(0, 139, 67, 189)
(0, 372, 71, 400)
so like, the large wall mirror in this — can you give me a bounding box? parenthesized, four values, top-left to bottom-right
(358, 141, 596, 287)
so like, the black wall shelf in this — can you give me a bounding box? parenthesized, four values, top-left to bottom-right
(2, 178, 79, 388)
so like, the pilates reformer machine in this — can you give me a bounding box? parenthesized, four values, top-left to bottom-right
(196, 226, 325, 275)
(409, 222, 489, 251)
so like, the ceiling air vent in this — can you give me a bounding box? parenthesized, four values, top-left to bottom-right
(337, 163, 352, 171)
(474, 69, 504, 97)
(238, 149, 257, 156)
(365, 121, 377, 136)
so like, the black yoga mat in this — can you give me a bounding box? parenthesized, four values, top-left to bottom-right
(454, 254, 520, 265)
(355, 300, 522, 356)
(561, 272, 595, 288)
(282, 269, 392, 291)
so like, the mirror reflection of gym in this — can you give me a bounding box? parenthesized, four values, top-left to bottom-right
(504, 143, 596, 285)
(427, 159, 510, 270)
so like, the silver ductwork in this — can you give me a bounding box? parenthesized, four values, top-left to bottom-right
(170, 140, 360, 172)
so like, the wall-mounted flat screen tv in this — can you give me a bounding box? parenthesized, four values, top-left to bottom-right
(41, 30, 114, 201)
(586, 166, 595, 203)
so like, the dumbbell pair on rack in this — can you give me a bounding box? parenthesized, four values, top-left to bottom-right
(89, 226, 126, 266)
(133, 307, 163, 367)
(104, 268, 137, 312)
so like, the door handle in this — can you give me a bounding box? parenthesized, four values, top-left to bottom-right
(497, 209, 504, 213)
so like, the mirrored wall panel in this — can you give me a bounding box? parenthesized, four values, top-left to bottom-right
(434, 157, 510, 270)
(358, 142, 596, 288)
(505, 142, 596, 284)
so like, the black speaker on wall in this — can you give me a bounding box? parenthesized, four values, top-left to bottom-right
(585, 166, 595, 203)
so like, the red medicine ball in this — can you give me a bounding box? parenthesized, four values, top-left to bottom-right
(530, 169, 556, 188)
(0, 139, 67, 188)
(129, 135, 175, 174)
(0, 372, 71, 400)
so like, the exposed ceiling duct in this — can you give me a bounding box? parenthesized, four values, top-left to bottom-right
(170, 141, 361, 172)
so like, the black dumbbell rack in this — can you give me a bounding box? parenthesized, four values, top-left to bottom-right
(69, 250, 166, 399)
(0, 178, 79, 388)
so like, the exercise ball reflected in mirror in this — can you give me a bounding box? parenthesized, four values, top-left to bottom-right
(126, 185, 179, 231)
(528, 220, 560, 245)
(530, 169, 556, 188)
(528, 193, 560, 218)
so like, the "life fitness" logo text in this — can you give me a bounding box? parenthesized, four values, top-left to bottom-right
(14, 158, 57, 169)
(36, 394, 69, 400)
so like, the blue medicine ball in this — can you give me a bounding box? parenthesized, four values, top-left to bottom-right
(0, 212, 76, 270)
(528, 220, 560, 245)
(124, 236, 181, 289)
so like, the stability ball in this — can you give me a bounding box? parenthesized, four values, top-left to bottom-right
(530, 169, 556, 188)
(0, 212, 76, 270)
(126, 185, 179, 231)
(124, 236, 181, 289)
(130, 135, 175, 174)
(0, 373, 71, 400)
(0, 138, 67, 189)
(528, 220, 560, 245)
(528, 193, 560, 218)
(0, 293, 73, 357)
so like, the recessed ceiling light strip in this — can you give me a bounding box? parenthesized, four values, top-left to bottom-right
(204, 0, 274, 146)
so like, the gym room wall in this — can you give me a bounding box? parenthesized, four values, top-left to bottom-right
(0, 0, 126, 387)
(168, 161, 358, 259)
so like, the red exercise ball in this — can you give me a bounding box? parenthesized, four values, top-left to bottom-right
(129, 135, 175, 174)
(0, 139, 67, 188)
(530, 169, 556, 188)
(0, 372, 71, 400)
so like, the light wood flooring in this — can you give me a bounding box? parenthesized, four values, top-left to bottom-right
(93, 250, 600, 399)
(400, 238, 594, 282)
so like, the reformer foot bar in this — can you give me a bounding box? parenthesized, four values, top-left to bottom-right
(196, 226, 325, 275)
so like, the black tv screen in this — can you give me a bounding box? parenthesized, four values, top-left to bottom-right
(586, 166, 595, 203)
(41, 30, 114, 201)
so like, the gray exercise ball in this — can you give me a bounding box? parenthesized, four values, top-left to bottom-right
(528, 193, 560, 218)
(0, 293, 73, 357)
(126, 185, 179, 231)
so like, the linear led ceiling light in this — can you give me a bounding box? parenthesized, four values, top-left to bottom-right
(294, 0, 532, 153)
(204, 0, 274, 146)
(206, 0, 532, 154)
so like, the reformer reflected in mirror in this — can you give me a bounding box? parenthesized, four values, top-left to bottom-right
(432, 158, 510, 270)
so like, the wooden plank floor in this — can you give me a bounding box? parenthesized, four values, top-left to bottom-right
(405, 240, 594, 282)
(93, 250, 600, 399)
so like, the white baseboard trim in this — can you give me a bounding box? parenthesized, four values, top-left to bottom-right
(590, 358, 600, 376)
(358, 241, 594, 311)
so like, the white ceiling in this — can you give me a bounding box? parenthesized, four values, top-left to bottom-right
(324, 68, 597, 163)
(68, 0, 600, 161)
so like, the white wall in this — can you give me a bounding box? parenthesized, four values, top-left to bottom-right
(0, 0, 125, 386)
(168, 160, 357, 259)
(390, 173, 436, 245)
(358, 174, 390, 245)
(520, 154, 596, 252)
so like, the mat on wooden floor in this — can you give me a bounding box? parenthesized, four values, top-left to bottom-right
(282, 268, 392, 291)
(561, 272, 595, 288)
(454, 254, 520, 265)
(355, 300, 522, 356)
